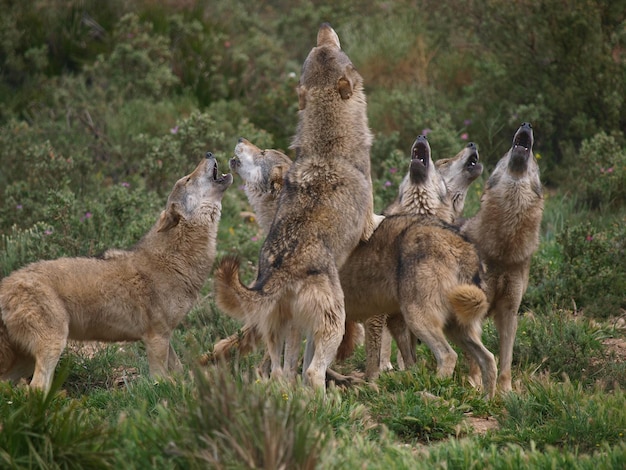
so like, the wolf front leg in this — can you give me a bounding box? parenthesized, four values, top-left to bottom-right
(144, 334, 172, 379)
(490, 275, 526, 393)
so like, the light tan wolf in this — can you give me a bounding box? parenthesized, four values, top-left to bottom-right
(213, 23, 381, 389)
(337, 136, 497, 398)
(0, 154, 233, 393)
(461, 122, 543, 393)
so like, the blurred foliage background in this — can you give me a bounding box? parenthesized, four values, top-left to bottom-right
(1, 0, 625, 317)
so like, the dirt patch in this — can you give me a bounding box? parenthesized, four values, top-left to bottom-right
(466, 414, 499, 434)
(603, 337, 626, 362)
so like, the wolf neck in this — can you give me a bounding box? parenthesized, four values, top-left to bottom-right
(390, 184, 452, 222)
(293, 90, 372, 156)
(142, 204, 221, 291)
(466, 186, 543, 265)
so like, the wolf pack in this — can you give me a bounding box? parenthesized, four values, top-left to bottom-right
(0, 24, 543, 400)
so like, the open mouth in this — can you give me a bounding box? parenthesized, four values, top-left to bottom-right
(409, 135, 430, 183)
(509, 123, 534, 172)
(513, 131, 531, 151)
(411, 136, 430, 168)
(466, 150, 479, 169)
(206, 152, 233, 185)
(512, 123, 533, 153)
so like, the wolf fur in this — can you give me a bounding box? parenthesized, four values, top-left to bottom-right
(339, 137, 497, 398)
(0, 154, 232, 393)
(461, 122, 543, 393)
(377, 140, 483, 371)
(213, 23, 380, 389)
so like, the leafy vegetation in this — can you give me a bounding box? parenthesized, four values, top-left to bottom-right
(0, 0, 625, 467)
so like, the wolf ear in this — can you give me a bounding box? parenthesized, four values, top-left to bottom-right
(270, 165, 286, 195)
(297, 84, 307, 110)
(156, 203, 182, 232)
(337, 65, 356, 100)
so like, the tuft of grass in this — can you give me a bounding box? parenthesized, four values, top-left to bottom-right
(0, 371, 115, 469)
(167, 364, 330, 469)
(493, 376, 626, 453)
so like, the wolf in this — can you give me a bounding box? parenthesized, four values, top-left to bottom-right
(377, 139, 483, 371)
(208, 139, 365, 383)
(228, 138, 293, 235)
(461, 122, 543, 393)
(0, 154, 233, 393)
(337, 137, 497, 397)
(213, 23, 381, 389)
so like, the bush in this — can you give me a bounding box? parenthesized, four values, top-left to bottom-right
(558, 221, 626, 319)
(570, 131, 626, 209)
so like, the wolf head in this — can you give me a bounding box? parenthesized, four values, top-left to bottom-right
(157, 153, 233, 232)
(230, 138, 293, 233)
(385, 135, 451, 220)
(436, 142, 483, 217)
(231, 138, 292, 194)
(487, 122, 541, 197)
(297, 23, 362, 108)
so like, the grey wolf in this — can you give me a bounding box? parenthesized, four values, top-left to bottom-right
(0, 154, 233, 393)
(377, 139, 483, 371)
(213, 23, 380, 389)
(461, 122, 543, 393)
(339, 136, 497, 397)
(208, 138, 364, 383)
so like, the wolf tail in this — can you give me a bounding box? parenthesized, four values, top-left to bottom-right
(213, 255, 283, 321)
(206, 323, 263, 364)
(448, 285, 489, 327)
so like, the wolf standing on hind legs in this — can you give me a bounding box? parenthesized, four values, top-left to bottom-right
(462, 122, 544, 393)
(214, 23, 381, 389)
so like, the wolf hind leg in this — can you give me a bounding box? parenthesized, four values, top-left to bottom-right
(446, 322, 497, 399)
(402, 305, 457, 378)
(282, 323, 302, 380)
(491, 293, 523, 393)
(364, 315, 384, 380)
(295, 274, 345, 389)
(30, 337, 67, 393)
(144, 334, 171, 378)
(167, 343, 183, 372)
(386, 313, 416, 370)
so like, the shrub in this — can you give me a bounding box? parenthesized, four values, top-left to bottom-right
(495, 377, 626, 453)
(509, 313, 607, 386)
(570, 131, 626, 209)
(168, 365, 329, 469)
(557, 220, 626, 319)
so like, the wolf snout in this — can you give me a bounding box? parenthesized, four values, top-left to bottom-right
(229, 157, 241, 172)
(205, 151, 214, 160)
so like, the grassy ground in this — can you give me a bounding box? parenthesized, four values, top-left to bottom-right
(1, 199, 625, 468)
